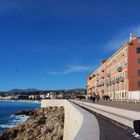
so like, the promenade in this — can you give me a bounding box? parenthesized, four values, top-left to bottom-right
(71, 99, 140, 140)
(41, 99, 140, 140)
(80, 99, 140, 112)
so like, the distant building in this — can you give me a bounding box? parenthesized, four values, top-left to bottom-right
(46, 93, 51, 99)
(87, 34, 140, 101)
(29, 95, 35, 100)
(17, 95, 29, 100)
(39, 94, 46, 99)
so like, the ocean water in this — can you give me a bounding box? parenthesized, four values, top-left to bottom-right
(0, 101, 40, 132)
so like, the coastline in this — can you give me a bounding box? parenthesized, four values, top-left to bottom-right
(0, 106, 64, 140)
(0, 101, 40, 132)
(0, 114, 30, 129)
(0, 100, 41, 104)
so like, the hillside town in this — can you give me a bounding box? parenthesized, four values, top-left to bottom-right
(0, 89, 86, 100)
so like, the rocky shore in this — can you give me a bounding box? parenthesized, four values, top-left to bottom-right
(0, 106, 64, 140)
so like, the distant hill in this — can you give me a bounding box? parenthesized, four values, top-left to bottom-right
(8, 88, 39, 93)
(1, 88, 86, 95)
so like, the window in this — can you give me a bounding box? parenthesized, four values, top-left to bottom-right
(122, 92, 124, 98)
(138, 58, 140, 64)
(125, 70, 127, 77)
(138, 81, 140, 87)
(137, 70, 140, 76)
(125, 59, 127, 65)
(122, 83, 124, 90)
(125, 83, 127, 89)
(136, 48, 140, 53)
(125, 92, 127, 98)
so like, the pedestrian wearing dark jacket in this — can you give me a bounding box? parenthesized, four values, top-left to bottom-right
(132, 120, 140, 139)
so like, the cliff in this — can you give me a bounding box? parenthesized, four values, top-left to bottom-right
(0, 106, 64, 140)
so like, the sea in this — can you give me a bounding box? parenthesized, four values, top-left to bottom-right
(0, 101, 40, 132)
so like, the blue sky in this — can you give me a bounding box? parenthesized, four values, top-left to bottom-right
(0, 0, 140, 91)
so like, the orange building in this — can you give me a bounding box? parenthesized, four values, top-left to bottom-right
(87, 34, 140, 101)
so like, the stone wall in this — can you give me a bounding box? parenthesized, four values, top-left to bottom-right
(41, 100, 83, 140)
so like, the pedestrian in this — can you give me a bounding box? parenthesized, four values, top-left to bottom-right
(92, 96, 96, 103)
(96, 95, 100, 102)
(132, 120, 140, 138)
(106, 95, 110, 101)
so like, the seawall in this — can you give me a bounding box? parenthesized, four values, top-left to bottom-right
(41, 99, 99, 140)
(71, 100, 140, 129)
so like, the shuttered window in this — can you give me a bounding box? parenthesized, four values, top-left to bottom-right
(138, 58, 140, 64)
(136, 48, 140, 53)
(137, 81, 140, 87)
(137, 70, 140, 76)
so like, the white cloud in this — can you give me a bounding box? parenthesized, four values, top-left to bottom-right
(105, 25, 140, 51)
(48, 65, 94, 75)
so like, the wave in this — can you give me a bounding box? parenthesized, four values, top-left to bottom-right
(0, 124, 17, 129)
(10, 114, 15, 117)
(0, 114, 30, 129)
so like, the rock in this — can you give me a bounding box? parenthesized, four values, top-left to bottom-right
(52, 134, 63, 140)
(15, 110, 34, 116)
(37, 116, 47, 125)
(0, 106, 64, 140)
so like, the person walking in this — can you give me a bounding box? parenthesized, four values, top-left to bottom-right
(91, 93, 96, 103)
(132, 120, 140, 139)
(96, 95, 100, 102)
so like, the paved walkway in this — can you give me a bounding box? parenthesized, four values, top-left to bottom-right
(74, 101, 138, 140)
(94, 112, 137, 140)
(72, 103, 100, 140)
(78, 99, 140, 112)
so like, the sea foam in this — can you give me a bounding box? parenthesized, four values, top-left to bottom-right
(0, 115, 29, 129)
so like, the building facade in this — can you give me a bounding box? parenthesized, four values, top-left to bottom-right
(87, 34, 140, 101)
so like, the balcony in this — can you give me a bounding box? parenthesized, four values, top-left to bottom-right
(99, 81, 104, 86)
(112, 80, 115, 85)
(101, 75, 104, 79)
(101, 68, 105, 72)
(106, 73, 111, 77)
(96, 77, 99, 81)
(96, 80, 99, 82)
(120, 76, 124, 82)
(117, 66, 122, 72)
(102, 82, 104, 86)
(105, 81, 109, 86)
(108, 80, 112, 85)
(96, 83, 100, 87)
(99, 84, 102, 87)
(96, 73, 99, 76)
(115, 78, 119, 83)
(92, 74, 96, 77)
